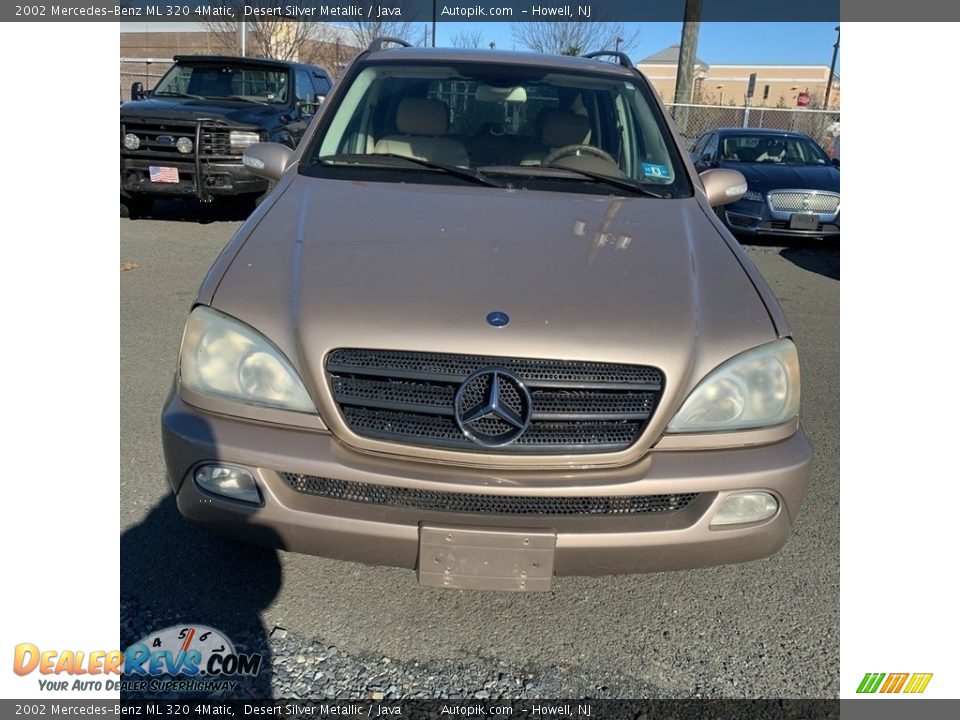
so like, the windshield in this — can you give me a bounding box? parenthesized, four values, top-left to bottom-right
(302, 61, 691, 197)
(720, 134, 830, 165)
(153, 62, 290, 104)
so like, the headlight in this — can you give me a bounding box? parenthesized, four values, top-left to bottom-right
(179, 306, 315, 413)
(667, 339, 800, 433)
(176, 136, 193, 154)
(229, 131, 261, 154)
(123, 133, 140, 150)
(743, 190, 765, 202)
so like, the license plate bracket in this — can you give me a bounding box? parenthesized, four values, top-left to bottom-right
(789, 212, 819, 230)
(418, 524, 555, 592)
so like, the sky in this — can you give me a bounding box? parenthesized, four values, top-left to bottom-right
(120, 21, 841, 73)
(434, 22, 840, 71)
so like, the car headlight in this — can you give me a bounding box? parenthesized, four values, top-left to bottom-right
(743, 190, 765, 202)
(230, 131, 261, 154)
(667, 339, 800, 433)
(179, 306, 315, 413)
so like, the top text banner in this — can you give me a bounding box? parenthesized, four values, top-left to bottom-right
(9, 1, 846, 23)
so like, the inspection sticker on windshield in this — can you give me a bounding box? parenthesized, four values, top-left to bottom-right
(642, 163, 671, 180)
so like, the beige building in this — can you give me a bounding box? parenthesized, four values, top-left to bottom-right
(637, 44, 840, 109)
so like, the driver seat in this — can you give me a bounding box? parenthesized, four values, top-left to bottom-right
(521, 110, 592, 166)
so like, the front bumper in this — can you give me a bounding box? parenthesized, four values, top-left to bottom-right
(120, 156, 268, 199)
(161, 391, 813, 577)
(723, 200, 840, 238)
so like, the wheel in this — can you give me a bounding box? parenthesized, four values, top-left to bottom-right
(121, 196, 153, 220)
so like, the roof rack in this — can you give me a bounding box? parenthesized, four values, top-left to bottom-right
(582, 50, 635, 69)
(368, 37, 412, 51)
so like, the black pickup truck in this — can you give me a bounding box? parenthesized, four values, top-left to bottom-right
(120, 55, 331, 217)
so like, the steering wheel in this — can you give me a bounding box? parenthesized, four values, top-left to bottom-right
(542, 144, 618, 167)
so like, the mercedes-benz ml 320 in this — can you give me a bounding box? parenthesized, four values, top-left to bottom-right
(161, 41, 813, 592)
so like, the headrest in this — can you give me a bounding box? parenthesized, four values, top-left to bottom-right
(540, 110, 590, 147)
(396, 97, 449, 136)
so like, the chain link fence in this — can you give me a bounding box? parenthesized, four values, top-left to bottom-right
(666, 103, 840, 153)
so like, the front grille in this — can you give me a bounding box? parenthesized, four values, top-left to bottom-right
(326, 349, 664, 454)
(120, 120, 233, 159)
(282, 473, 697, 516)
(768, 191, 839, 214)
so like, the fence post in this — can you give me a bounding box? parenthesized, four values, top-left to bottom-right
(743, 105, 751, 128)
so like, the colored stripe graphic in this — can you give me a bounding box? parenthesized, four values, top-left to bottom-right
(903, 673, 933, 694)
(857, 672, 932, 694)
(880, 673, 908, 693)
(857, 673, 885, 693)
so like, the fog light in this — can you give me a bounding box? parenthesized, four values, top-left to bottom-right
(194, 465, 261, 505)
(710, 492, 778, 527)
(176, 136, 194, 154)
(123, 133, 140, 150)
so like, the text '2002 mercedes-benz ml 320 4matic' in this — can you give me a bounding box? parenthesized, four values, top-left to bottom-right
(162, 40, 813, 592)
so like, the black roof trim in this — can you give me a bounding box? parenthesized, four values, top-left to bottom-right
(582, 50, 635, 69)
(172, 54, 328, 75)
(368, 37, 412, 51)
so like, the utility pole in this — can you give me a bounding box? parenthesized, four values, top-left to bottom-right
(673, 0, 702, 135)
(824, 26, 840, 109)
(432, 0, 437, 47)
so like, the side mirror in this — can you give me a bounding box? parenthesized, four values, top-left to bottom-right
(700, 152, 714, 165)
(831, 157, 840, 168)
(131, 82, 145, 101)
(243, 142, 293, 182)
(700, 168, 748, 207)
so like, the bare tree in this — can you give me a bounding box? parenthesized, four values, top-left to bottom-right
(510, 22, 639, 57)
(349, 3, 422, 49)
(202, 2, 330, 64)
(449, 30, 485, 49)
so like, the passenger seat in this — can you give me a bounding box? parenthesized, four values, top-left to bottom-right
(373, 98, 470, 168)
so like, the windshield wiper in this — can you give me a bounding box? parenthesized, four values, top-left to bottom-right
(153, 91, 205, 100)
(480, 164, 667, 198)
(318, 153, 505, 188)
(539, 165, 668, 198)
(224, 95, 269, 105)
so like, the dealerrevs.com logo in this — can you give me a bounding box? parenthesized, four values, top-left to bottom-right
(856, 672, 934, 694)
(14, 624, 263, 693)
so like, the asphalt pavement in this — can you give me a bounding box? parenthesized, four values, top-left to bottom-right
(120, 201, 839, 699)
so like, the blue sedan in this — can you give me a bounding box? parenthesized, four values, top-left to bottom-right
(691, 128, 839, 239)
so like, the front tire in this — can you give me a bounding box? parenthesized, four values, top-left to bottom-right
(121, 195, 154, 220)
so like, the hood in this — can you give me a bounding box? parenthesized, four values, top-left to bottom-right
(720, 161, 840, 194)
(210, 177, 778, 429)
(120, 97, 281, 127)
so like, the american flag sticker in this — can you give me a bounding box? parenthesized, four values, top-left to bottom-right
(149, 166, 179, 183)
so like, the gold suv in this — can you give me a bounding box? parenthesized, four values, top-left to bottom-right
(161, 41, 812, 592)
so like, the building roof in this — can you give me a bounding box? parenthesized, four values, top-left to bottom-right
(639, 44, 707, 67)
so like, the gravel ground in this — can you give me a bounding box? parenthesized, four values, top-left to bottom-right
(120, 200, 839, 700)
